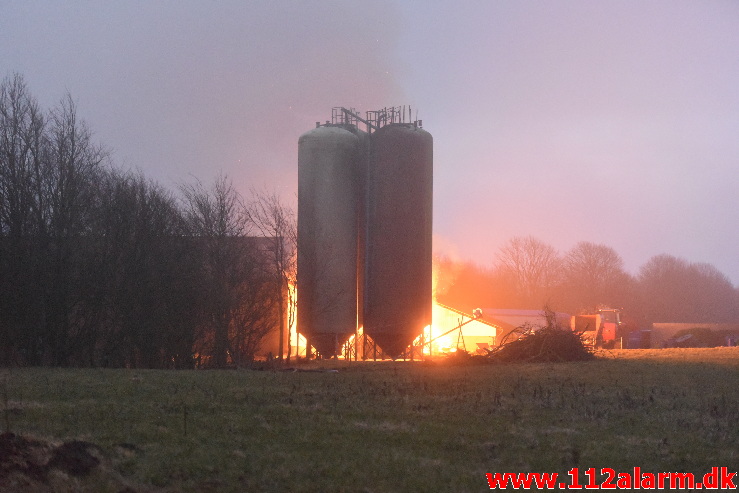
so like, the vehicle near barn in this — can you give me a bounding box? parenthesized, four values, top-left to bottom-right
(571, 308, 623, 349)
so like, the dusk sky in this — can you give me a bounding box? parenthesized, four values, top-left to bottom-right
(3, 1, 738, 283)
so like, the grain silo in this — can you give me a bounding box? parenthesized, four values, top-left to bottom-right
(363, 122, 433, 358)
(297, 123, 367, 357)
(297, 107, 431, 359)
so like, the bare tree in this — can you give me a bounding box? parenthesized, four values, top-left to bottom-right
(0, 73, 45, 238)
(496, 236, 561, 308)
(0, 73, 46, 364)
(42, 94, 106, 365)
(229, 257, 279, 366)
(181, 175, 281, 367)
(1, 82, 106, 365)
(637, 254, 738, 324)
(245, 189, 296, 362)
(181, 174, 249, 367)
(561, 241, 632, 313)
(93, 169, 197, 368)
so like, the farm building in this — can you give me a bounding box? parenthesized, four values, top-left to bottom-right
(430, 306, 571, 353)
(649, 323, 739, 348)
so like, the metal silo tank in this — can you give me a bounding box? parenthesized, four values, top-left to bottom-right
(364, 123, 433, 358)
(297, 125, 364, 357)
(354, 128, 370, 333)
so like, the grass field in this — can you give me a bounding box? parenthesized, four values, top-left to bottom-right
(2, 348, 738, 492)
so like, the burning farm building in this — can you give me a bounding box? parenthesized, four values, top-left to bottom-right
(297, 107, 433, 359)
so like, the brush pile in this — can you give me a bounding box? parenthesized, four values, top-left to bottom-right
(444, 308, 596, 365)
(488, 324, 595, 363)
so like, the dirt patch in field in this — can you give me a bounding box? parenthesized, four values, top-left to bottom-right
(0, 432, 145, 492)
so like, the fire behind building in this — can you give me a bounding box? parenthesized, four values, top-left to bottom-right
(297, 107, 432, 359)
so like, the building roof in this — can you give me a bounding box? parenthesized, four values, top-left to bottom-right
(434, 303, 501, 329)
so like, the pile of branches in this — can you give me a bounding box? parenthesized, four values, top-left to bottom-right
(487, 324, 595, 363)
(444, 308, 595, 365)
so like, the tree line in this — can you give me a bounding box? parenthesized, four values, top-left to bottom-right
(0, 73, 295, 368)
(436, 236, 739, 328)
